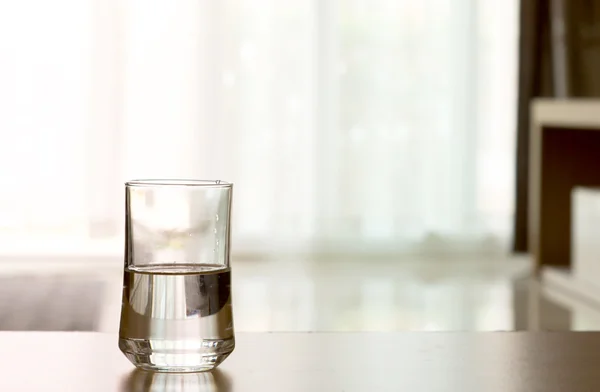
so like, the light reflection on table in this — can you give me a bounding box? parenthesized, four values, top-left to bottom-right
(120, 369, 232, 392)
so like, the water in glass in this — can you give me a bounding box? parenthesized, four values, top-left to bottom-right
(119, 264, 234, 372)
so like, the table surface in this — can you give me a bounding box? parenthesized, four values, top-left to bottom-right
(3, 332, 600, 391)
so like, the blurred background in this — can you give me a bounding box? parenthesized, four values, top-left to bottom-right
(0, 0, 599, 332)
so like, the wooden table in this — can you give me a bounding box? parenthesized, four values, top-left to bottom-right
(2, 332, 600, 391)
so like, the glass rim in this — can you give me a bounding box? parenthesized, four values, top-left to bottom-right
(125, 179, 233, 188)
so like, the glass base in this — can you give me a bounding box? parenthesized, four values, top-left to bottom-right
(119, 337, 235, 372)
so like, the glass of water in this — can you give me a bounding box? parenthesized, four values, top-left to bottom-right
(119, 180, 234, 372)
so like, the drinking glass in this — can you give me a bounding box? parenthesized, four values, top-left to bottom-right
(119, 180, 234, 372)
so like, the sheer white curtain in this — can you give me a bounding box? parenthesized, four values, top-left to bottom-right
(0, 0, 518, 255)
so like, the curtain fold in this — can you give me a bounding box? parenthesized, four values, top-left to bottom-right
(513, 0, 554, 252)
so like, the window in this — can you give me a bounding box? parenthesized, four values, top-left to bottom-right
(0, 0, 519, 255)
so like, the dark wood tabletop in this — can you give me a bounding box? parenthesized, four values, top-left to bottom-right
(2, 332, 600, 391)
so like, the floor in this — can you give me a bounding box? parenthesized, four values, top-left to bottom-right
(0, 255, 598, 332)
